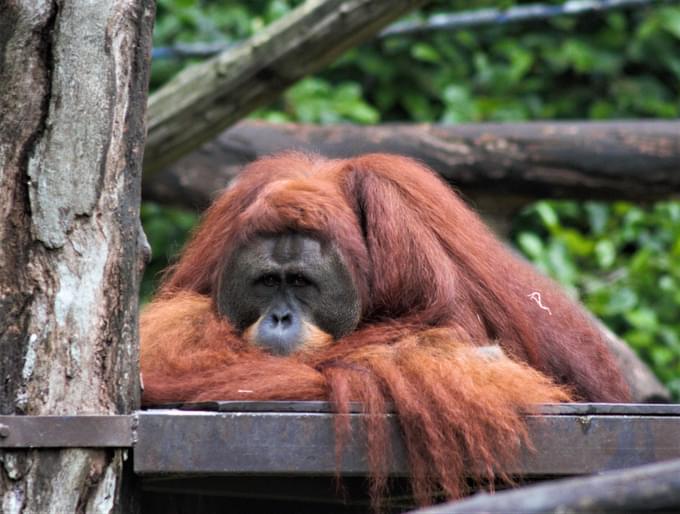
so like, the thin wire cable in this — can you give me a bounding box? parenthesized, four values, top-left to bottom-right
(151, 0, 663, 60)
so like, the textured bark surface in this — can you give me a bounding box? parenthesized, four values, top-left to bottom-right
(0, 1, 154, 512)
(143, 0, 428, 175)
(144, 119, 680, 211)
(415, 458, 680, 514)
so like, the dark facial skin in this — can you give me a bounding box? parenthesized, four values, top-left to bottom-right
(217, 233, 361, 355)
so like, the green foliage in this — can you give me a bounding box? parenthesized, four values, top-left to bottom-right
(140, 202, 198, 301)
(145, 1, 680, 394)
(151, 0, 303, 90)
(514, 201, 680, 397)
(255, 78, 380, 124)
(323, 4, 680, 122)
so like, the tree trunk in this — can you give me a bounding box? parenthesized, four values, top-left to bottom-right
(0, 1, 154, 512)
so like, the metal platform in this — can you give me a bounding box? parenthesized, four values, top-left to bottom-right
(2, 402, 680, 510)
(133, 401, 680, 477)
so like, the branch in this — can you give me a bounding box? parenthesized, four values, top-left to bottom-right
(143, 120, 680, 210)
(381, 0, 660, 38)
(144, 0, 428, 176)
(412, 458, 680, 513)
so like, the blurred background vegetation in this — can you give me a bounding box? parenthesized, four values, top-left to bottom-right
(144, 0, 680, 396)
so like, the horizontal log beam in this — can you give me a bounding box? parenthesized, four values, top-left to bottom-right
(416, 458, 680, 514)
(144, 120, 680, 211)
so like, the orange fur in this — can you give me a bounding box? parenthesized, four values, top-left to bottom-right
(141, 152, 629, 506)
(297, 321, 335, 356)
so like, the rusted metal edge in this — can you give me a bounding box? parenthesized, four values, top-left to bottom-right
(2, 402, 680, 454)
(0, 414, 136, 448)
(133, 410, 680, 476)
(150, 401, 680, 416)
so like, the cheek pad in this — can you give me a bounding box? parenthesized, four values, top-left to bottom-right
(217, 274, 262, 331)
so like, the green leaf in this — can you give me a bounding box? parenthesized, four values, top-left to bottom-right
(585, 203, 610, 235)
(595, 240, 616, 269)
(625, 308, 659, 331)
(534, 201, 559, 229)
(517, 232, 544, 260)
(560, 229, 593, 257)
(549, 244, 576, 283)
(604, 288, 638, 315)
(411, 43, 441, 63)
(652, 347, 673, 367)
(660, 7, 680, 39)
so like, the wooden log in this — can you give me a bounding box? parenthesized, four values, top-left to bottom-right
(144, 0, 428, 176)
(0, 1, 154, 512)
(412, 458, 680, 514)
(144, 119, 680, 210)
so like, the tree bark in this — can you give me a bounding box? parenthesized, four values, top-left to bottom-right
(143, 0, 428, 176)
(0, 1, 154, 512)
(144, 119, 680, 211)
(413, 458, 680, 514)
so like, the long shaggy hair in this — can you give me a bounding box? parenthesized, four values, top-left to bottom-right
(141, 153, 629, 507)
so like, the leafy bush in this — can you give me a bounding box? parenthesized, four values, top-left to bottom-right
(140, 202, 198, 301)
(515, 201, 680, 397)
